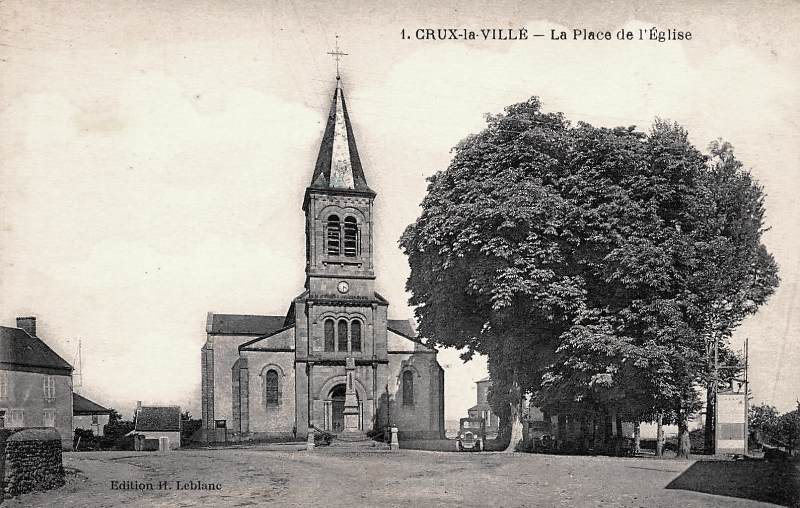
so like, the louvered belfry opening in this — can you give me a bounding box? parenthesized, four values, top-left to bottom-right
(327, 215, 341, 255)
(343, 216, 358, 257)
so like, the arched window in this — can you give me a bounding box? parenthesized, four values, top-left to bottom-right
(343, 216, 359, 257)
(265, 370, 279, 406)
(337, 320, 348, 352)
(402, 370, 414, 406)
(351, 320, 361, 352)
(324, 319, 335, 352)
(326, 215, 341, 256)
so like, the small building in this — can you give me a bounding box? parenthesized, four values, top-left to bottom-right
(72, 392, 113, 436)
(0, 317, 74, 449)
(467, 377, 500, 439)
(128, 404, 181, 450)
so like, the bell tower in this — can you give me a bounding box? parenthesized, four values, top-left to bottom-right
(302, 78, 377, 300)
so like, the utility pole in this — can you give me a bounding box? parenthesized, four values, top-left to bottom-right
(705, 325, 719, 455)
(73, 339, 83, 394)
(744, 337, 749, 455)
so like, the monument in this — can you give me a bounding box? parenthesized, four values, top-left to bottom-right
(338, 357, 368, 442)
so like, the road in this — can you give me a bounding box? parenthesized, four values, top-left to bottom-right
(5, 445, 798, 507)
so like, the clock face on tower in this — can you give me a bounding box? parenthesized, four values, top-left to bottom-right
(337, 281, 350, 294)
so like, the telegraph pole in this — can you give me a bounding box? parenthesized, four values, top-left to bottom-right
(744, 337, 749, 455)
(73, 338, 83, 394)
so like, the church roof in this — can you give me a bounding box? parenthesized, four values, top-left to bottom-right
(210, 313, 420, 344)
(309, 80, 373, 194)
(207, 313, 287, 336)
(0, 325, 72, 373)
(387, 319, 416, 339)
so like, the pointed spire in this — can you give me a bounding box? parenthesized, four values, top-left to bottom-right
(310, 80, 372, 193)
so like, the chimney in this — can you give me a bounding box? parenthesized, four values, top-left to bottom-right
(16, 316, 37, 337)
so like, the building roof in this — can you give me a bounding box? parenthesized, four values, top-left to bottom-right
(0, 325, 72, 373)
(309, 81, 373, 194)
(135, 406, 181, 432)
(211, 313, 419, 342)
(73, 392, 113, 415)
(387, 319, 416, 339)
(207, 314, 287, 336)
(476, 377, 491, 384)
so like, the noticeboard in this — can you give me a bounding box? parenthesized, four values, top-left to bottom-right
(716, 392, 747, 454)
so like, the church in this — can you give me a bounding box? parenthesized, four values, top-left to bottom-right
(200, 76, 445, 442)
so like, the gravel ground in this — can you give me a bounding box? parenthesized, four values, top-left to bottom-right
(4, 445, 798, 507)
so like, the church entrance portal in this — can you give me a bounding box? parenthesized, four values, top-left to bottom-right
(325, 384, 362, 434)
(331, 384, 346, 433)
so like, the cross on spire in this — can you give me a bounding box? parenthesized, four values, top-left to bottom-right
(326, 34, 348, 80)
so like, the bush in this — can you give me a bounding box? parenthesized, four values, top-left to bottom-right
(640, 438, 678, 453)
(73, 428, 94, 450)
(104, 417, 135, 450)
(689, 428, 706, 454)
(181, 418, 202, 446)
(314, 431, 332, 447)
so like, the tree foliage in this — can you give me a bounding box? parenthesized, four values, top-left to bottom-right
(400, 97, 779, 454)
(752, 402, 800, 454)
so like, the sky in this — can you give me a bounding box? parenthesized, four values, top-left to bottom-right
(1, 0, 799, 421)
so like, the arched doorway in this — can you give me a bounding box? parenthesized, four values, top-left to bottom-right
(330, 384, 346, 433)
(324, 384, 362, 434)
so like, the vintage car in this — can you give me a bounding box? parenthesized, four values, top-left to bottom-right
(526, 419, 554, 452)
(457, 417, 485, 451)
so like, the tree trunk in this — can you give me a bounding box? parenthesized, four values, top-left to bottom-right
(614, 411, 624, 456)
(704, 381, 715, 454)
(634, 422, 641, 455)
(676, 412, 691, 459)
(656, 413, 664, 457)
(503, 401, 524, 452)
(579, 414, 590, 453)
(603, 409, 614, 454)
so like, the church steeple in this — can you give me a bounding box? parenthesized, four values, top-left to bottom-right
(309, 80, 373, 193)
(303, 72, 377, 294)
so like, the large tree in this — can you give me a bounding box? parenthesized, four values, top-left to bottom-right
(690, 140, 780, 453)
(400, 97, 778, 455)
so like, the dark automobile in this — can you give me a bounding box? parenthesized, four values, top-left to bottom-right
(457, 417, 485, 451)
(526, 419, 554, 452)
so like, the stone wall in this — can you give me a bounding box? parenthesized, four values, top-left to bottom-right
(387, 331, 445, 440)
(203, 334, 253, 429)
(241, 350, 296, 437)
(0, 427, 65, 500)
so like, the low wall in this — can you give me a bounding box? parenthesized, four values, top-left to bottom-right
(400, 437, 508, 452)
(399, 439, 458, 451)
(398, 430, 445, 441)
(0, 427, 65, 500)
